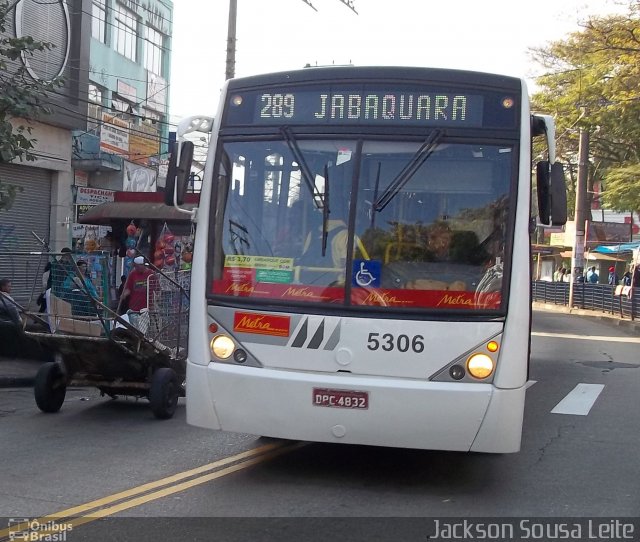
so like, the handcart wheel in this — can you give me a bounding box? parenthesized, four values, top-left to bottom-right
(149, 367, 179, 420)
(34, 362, 67, 413)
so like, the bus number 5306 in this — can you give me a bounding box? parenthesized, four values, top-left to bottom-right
(367, 333, 425, 353)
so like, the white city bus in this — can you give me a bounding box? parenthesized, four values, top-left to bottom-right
(167, 66, 566, 452)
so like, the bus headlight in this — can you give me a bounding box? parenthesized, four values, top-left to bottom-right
(211, 335, 235, 359)
(466, 353, 494, 379)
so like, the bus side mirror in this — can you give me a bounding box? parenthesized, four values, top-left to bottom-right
(164, 141, 195, 206)
(549, 161, 567, 226)
(536, 161, 567, 226)
(536, 161, 550, 225)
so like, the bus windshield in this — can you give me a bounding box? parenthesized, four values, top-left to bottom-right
(210, 134, 514, 312)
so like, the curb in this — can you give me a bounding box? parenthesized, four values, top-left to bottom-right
(533, 302, 640, 333)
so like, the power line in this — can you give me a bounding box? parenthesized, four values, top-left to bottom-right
(0, 70, 176, 131)
(70, 7, 173, 54)
(27, 71, 176, 128)
(0, 79, 175, 151)
(106, 0, 174, 25)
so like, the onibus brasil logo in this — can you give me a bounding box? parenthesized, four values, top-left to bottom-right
(8, 518, 72, 541)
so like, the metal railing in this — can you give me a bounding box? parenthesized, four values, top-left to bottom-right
(532, 281, 639, 320)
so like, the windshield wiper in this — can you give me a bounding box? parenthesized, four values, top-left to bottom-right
(321, 163, 330, 257)
(373, 129, 444, 212)
(281, 127, 325, 210)
(228, 219, 250, 255)
(369, 161, 382, 229)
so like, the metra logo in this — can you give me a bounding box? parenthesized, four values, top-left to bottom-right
(282, 287, 327, 300)
(234, 312, 291, 337)
(363, 292, 412, 305)
(437, 293, 473, 307)
(225, 283, 270, 296)
(226, 283, 255, 294)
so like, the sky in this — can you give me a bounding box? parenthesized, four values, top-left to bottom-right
(169, 0, 628, 121)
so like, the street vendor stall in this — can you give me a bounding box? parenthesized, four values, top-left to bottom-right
(78, 191, 198, 260)
(79, 191, 197, 302)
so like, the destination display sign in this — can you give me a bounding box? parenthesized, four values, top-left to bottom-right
(224, 84, 518, 129)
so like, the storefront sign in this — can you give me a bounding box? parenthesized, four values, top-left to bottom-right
(147, 74, 167, 112)
(74, 170, 89, 187)
(100, 113, 130, 155)
(129, 123, 159, 165)
(76, 187, 115, 205)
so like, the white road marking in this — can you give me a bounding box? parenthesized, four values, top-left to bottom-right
(525, 380, 537, 389)
(532, 331, 640, 344)
(551, 383, 605, 415)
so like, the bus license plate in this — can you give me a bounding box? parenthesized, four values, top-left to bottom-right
(312, 388, 369, 409)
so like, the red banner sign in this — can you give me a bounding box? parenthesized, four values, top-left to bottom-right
(215, 280, 501, 310)
(233, 311, 291, 337)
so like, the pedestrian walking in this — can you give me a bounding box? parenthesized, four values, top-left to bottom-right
(119, 256, 154, 312)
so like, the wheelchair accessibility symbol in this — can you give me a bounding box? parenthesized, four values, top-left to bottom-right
(352, 260, 381, 288)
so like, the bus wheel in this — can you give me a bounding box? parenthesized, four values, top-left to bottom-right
(34, 362, 67, 413)
(149, 368, 179, 420)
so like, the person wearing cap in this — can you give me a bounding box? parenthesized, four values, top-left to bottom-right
(608, 266, 619, 286)
(61, 259, 99, 316)
(46, 247, 75, 300)
(120, 256, 154, 312)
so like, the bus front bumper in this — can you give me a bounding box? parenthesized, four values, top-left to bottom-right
(186, 361, 525, 453)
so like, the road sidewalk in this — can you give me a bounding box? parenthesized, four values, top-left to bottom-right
(1, 303, 638, 389)
(532, 301, 640, 333)
(0, 356, 46, 388)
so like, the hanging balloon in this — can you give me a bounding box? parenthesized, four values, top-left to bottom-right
(85, 239, 98, 252)
(126, 223, 137, 237)
(154, 257, 164, 268)
(126, 237, 136, 248)
(126, 248, 136, 258)
(182, 252, 193, 263)
(165, 255, 176, 267)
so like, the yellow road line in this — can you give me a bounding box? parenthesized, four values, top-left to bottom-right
(48, 445, 302, 534)
(0, 441, 300, 540)
(532, 331, 640, 344)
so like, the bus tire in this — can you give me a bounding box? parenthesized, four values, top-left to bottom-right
(34, 362, 66, 413)
(149, 368, 179, 420)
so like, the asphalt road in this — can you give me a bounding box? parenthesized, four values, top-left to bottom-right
(1, 309, 639, 541)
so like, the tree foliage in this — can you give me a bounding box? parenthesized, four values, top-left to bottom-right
(599, 163, 640, 216)
(0, 0, 63, 211)
(530, 1, 640, 217)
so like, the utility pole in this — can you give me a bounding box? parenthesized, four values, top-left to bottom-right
(224, 0, 357, 80)
(225, 0, 237, 80)
(568, 127, 589, 308)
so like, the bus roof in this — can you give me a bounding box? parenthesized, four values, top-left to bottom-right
(227, 66, 523, 91)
